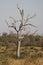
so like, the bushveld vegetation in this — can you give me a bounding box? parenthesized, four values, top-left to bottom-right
(0, 5, 43, 65)
(0, 33, 43, 65)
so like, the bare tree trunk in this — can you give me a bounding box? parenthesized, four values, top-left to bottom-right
(16, 32, 21, 58)
(16, 40, 21, 58)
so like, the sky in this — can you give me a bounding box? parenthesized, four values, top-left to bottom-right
(0, 0, 43, 35)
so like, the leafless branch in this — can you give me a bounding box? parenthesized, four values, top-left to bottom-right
(9, 16, 17, 23)
(28, 14, 36, 19)
(5, 20, 18, 32)
(24, 14, 36, 25)
(23, 23, 37, 28)
(5, 20, 10, 27)
(8, 25, 18, 32)
(32, 30, 38, 35)
(17, 5, 24, 19)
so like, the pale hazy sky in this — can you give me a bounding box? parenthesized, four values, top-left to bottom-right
(0, 0, 43, 35)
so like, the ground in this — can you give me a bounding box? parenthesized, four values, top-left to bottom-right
(0, 46, 43, 65)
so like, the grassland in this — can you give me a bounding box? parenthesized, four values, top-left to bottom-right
(0, 45, 43, 65)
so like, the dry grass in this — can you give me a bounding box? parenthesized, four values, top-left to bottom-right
(0, 46, 43, 65)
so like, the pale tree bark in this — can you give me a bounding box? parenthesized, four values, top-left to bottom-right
(16, 40, 21, 58)
(6, 5, 37, 58)
(16, 30, 22, 58)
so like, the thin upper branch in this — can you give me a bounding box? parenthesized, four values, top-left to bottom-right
(24, 14, 36, 25)
(9, 16, 17, 23)
(23, 23, 37, 28)
(17, 5, 24, 20)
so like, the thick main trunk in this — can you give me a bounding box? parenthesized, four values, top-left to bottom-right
(16, 40, 21, 58)
(16, 31, 21, 58)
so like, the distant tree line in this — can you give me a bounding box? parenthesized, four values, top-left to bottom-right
(0, 33, 43, 47)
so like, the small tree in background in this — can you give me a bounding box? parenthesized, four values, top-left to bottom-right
(6, 5, 36, 58)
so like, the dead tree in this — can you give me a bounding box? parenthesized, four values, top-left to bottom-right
(6, 6, 36, 58)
